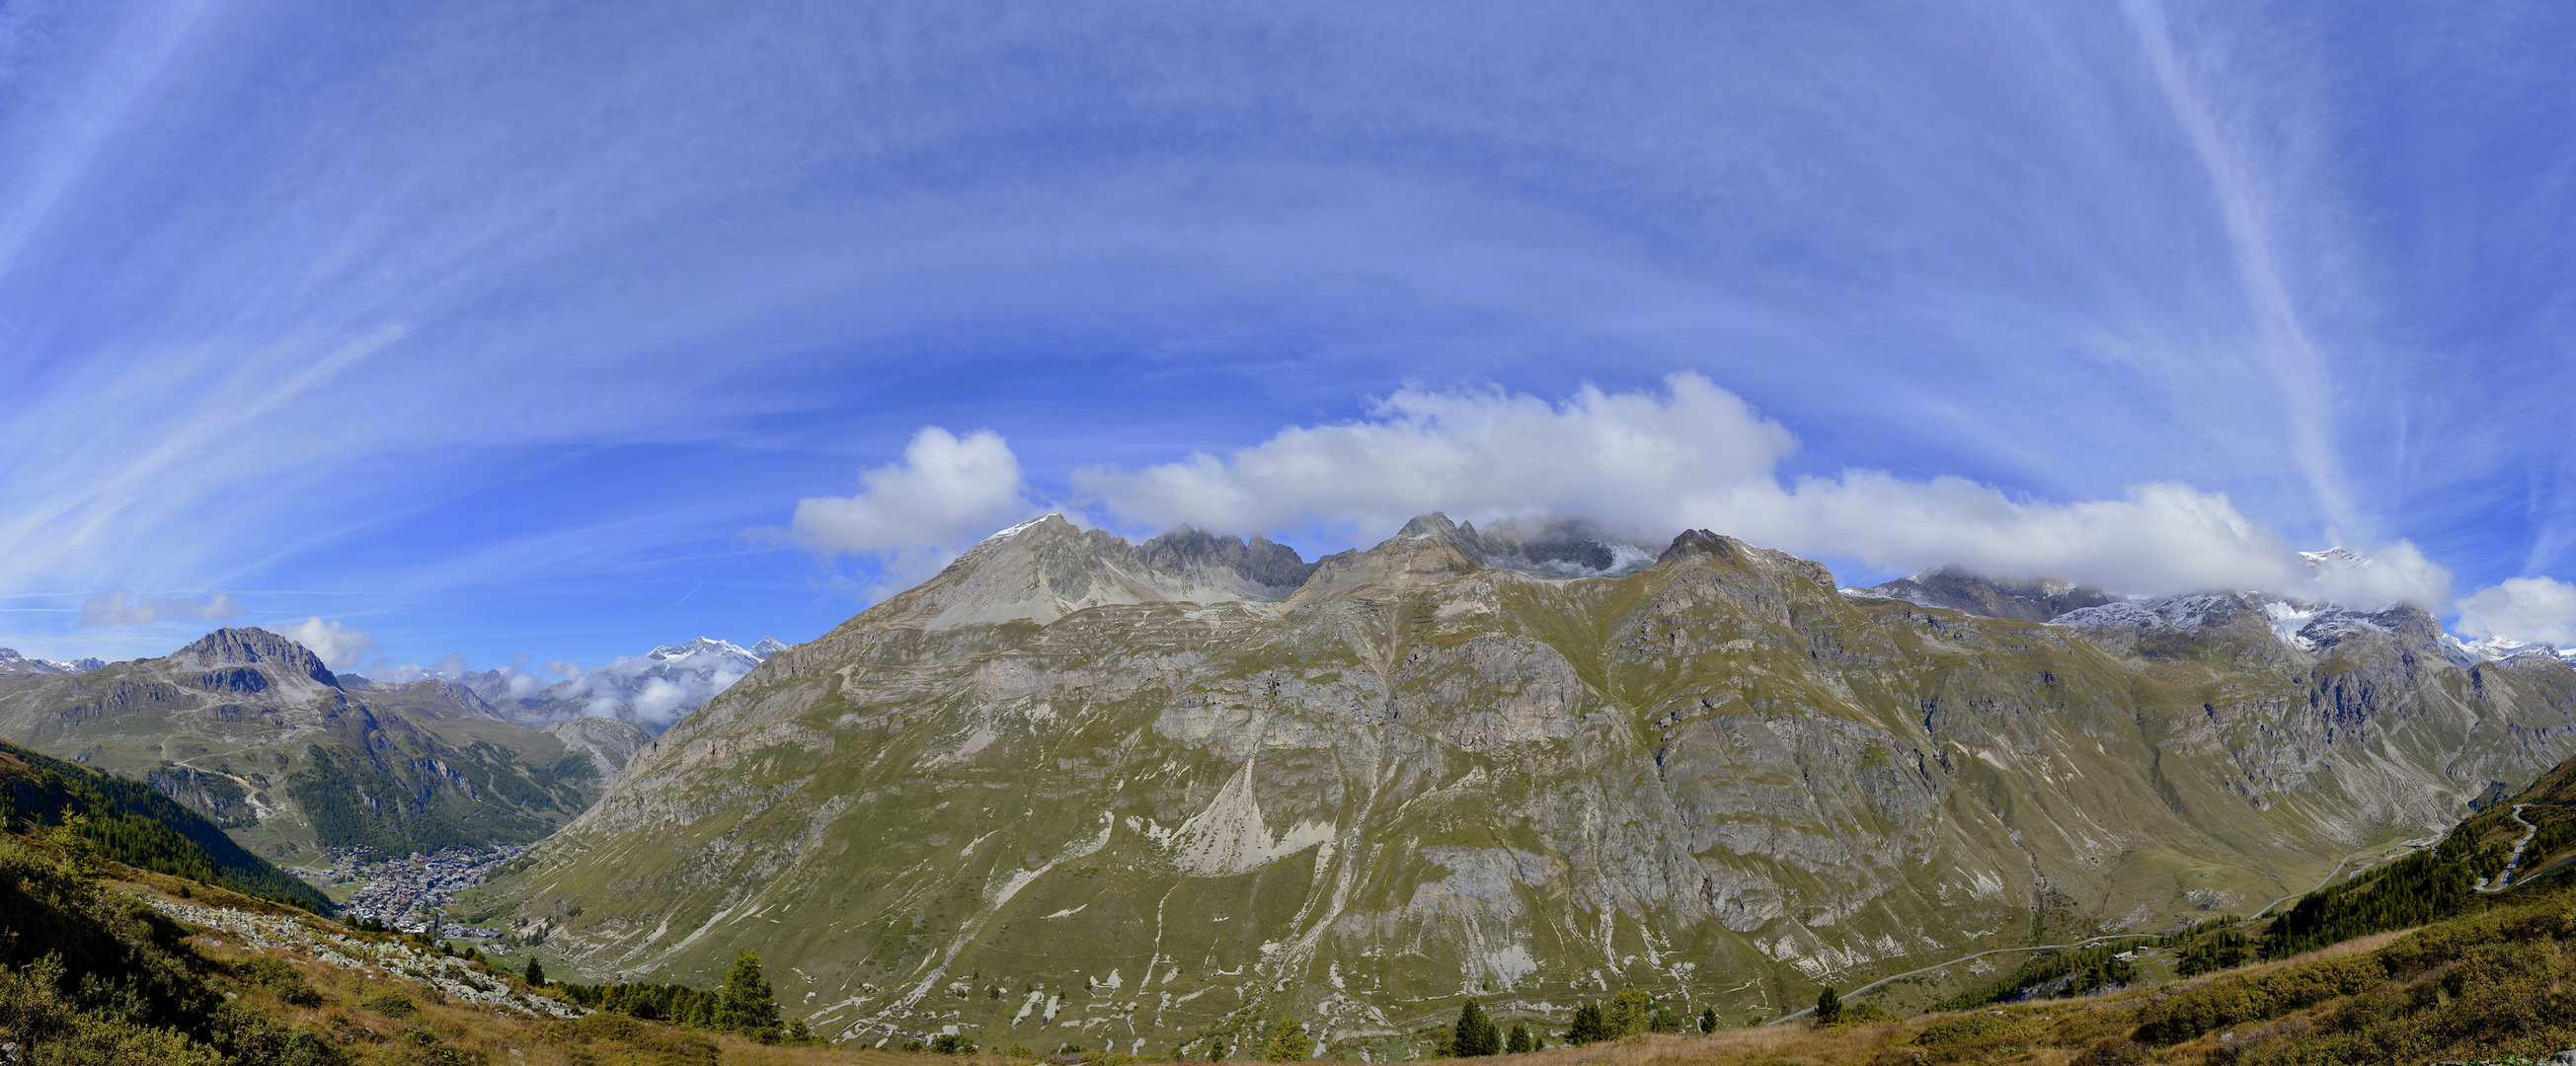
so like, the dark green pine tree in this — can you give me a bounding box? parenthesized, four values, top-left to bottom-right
(1505, 1023, 1531, 1054)
(1814, 986, 1841, 1026)
(1451, 1000, 1501, 1056)
(523, 955, 546, 988)
(1698, 1008, 1718, 1033)
(716, 950, 784, 1041)
(1567, 1002, 1610, 1045)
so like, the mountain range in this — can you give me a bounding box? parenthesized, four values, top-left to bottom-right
(0, 647, 106, 678)
(469, 511, 2576, 1053)
(0, 628, 653, 863)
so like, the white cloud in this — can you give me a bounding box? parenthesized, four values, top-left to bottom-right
(75, 590, 246, 627)
(783, 426, 1031, 571)
(551, 652, 749, 729)
(1074, 373, 2452, 605)
(2456, 577, 2576, 647)
(279, 617, 382, 669)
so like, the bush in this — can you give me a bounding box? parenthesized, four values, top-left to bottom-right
(362, 991, 421, 1019)
(1263, 1018, 1312, 1061)
(232, 955, 324, 1008)
(2132, 954, 2385, 1044)
(930, 1033, 976, 1054)
(1605, 987, 1655, 1036)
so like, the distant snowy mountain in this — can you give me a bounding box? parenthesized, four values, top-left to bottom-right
(0, 648, 106, 678)
(1844, 548, 2567, 666)
(2450, 635, 2576, 666)
(463, 636, 791, 733)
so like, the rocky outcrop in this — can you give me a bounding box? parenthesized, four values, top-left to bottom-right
(489, 515, 2576, 1050)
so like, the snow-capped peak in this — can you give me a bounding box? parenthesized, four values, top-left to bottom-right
(747, 637, 789, 659)
(2449, 634, 2576, 666)
(648, 637, 757, 662)
(0, 647, 106, 676)
(2301, 547, 2370, 572)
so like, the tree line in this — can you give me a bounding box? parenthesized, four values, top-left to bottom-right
(551, 950, 817, 1044)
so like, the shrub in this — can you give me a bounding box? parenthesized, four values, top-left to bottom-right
(1263, 1018, 1313, 1061)
(362, 991, 421, 1019)
(231, 954, 324, 1007)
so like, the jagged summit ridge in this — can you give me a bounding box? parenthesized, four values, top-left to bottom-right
(895, 511, 1670, 629)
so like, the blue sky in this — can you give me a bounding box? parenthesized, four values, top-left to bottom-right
(4, 0, 2574, 675)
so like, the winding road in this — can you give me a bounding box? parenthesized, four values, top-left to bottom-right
(2474, 804, 2539, 893)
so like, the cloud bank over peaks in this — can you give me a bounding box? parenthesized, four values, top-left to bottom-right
(1069, 373, 2451, 607)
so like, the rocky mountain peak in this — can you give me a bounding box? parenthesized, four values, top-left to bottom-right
(1472, 515, 1656, 576)
(1133, 526, 1319, 592)
(169, 627, 341, 689)
(747, 637, 790, 659)
(864, 514, 1327, 631)
(1859, 567, 2115, 622)
(1282, 513, 1487, 607)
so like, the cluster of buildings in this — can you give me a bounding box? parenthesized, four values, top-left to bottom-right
(324, 844, 525, 940)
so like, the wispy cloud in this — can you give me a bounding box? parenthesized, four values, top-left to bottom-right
(1, 3, 2567, 665)
(75, 590, 243, 627)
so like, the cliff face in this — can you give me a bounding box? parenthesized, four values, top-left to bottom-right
(486, 515, 2576, 1051)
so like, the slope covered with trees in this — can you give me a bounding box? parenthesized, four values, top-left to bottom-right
(0, 736, 329, 910)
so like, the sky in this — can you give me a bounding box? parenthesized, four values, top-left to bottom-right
(3, 0, 2574, 678)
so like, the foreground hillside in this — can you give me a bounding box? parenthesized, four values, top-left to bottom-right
(0, 734, 330, 910)
(486, 513, 2576, 1049)
(0, 822, 874, 1064)
(0, 628, 651, 862)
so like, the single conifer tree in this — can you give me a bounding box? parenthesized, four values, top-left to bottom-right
(1505, 1023, 1532, 1054)
(1451, 1000, 1501, 1056)
(1814, 986, 1841, 1026)
(1263, 1018, 1312, 1061)
(1567, 1003, 1610, 1045)
(1698, 1008, 1718, 1033)
(717, 950, 784, 1041)
(523, 955, 546, 988)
